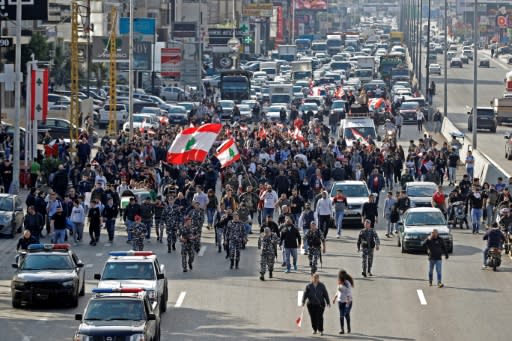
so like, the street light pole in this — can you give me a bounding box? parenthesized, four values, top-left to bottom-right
(425, 0, 431, 99)
(128, 0, 134, 138)
(12, 0, 22, 194)
(418, 0, 423, 90)
(472, 0, 478, 149)
(443, 0, 448, 116)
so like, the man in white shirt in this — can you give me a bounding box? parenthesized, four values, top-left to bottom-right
(315, 191, 333, 237)
(192, 185, 208, 210)
(260, 185, 278, 220)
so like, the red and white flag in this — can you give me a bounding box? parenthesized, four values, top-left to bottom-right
(292, 127, 305, 142)
(215, 139, 240, 168)
(295, 306, 305, 328)
(166, 123, 222, 165)
(31, 69, 49, 120)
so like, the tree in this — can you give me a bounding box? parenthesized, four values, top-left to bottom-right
(4, 32, 51, 73)
(51, 44, 69, 86)
(91, 63, 107, 89)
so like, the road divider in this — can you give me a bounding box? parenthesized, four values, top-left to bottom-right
(417, 289, 427, 305)
(175, 291, 187, 307)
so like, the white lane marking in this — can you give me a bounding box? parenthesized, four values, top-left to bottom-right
(300, 248, 305, 255)
(297, 291, 303, 307)
(417, 289, 427, 305)
(175, 291, 186, 308)
(104, 243, 111, 247)
(22, 336, 31, 341)
(95, 253, 103, 257)
(85, 264, 93, 268)
(198, 246, 207, 257)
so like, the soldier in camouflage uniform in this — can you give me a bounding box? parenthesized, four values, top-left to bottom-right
(225, 212, 247, 269)
(305, 222, 326, 275)
(215, 209, 233, 255)
(163, 196, 182, 253)
(128, 215, 147, 251)
(357, 219, 381, 277)
(258, 227, 279, 280)
(189, 201, 205, 253)
(179, 216, 197, 272)
(153, 196, 165, 243)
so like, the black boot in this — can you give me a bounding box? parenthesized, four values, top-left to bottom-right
(230, 260, 234, 269)
(339, 317, 345, 334)
(346, 315, 351, 333)
(172, 243, 176, 251)
(167, 244, 172, 253)
(269, 271, 273, 278)
(259, 273, 265, 281)
(188, 261, 193, 271)
(235, 260, 239, 269)
(218, 245, 221, 253)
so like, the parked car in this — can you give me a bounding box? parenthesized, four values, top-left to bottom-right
(0, 194, 24, 237)
(468, 107, 497, 133)
(428, 63, 441, 75)
(39, 118, 99, 143)
(160, 86, 188, 101)
(167, 105, 189, 125)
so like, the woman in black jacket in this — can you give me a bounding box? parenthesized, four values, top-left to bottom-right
(301, 273, 330, 335)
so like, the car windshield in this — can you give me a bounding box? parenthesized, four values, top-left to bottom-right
(407, 186, 436, 197)
(330, 184, 369, 197)
(101, 262, 155, 280)
(343, 126, 376, 139)
(401, 102, 420, 110)
(220, 101, 234, 109)
(133, 116, 148, 123)
(20, 254, 74, 270)
(332, 101, 346, 109)
(84, 300, 145, 321)
(302, 104, 318, 111)
(477, 109, 494, 116)
(0, 197, 12, 211)
(169, 107, 186, 114)
(405, 212, 446, 226)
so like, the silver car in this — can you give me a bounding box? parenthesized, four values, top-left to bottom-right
(0, 194, 24, 237)
(330, 181, 370, 225)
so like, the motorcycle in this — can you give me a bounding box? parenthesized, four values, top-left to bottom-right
(449, 201, 467, 229)
(486, 247, 502, 271)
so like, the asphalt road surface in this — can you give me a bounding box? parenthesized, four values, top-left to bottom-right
(428, 48, 512, 179)
(1, 125, 511, 340)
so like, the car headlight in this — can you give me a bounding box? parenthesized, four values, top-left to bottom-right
(147, 290, 157, 300)
(62, 280, 75, 287)
(130, 334, 146, 341)
(0, 215, 11, 223)
(12, 280, 25, 289)
(73, 334, 90, 341)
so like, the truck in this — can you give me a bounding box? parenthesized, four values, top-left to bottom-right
(291, 60, 313, 81)
(260, 61, 279, 81)
(379, 57, 404, 83)
(390, 64, 410, 83)
(311, 41, 327, 54)
(355, 56, 376, 72)
(326, 34, 343, 55)
(493, 97, 512, 125)
(390, 31, 404, 45)
(220, 70, 252, 103)
(278, 45, 297, 62)
(295, 38, 312, 54)
(269, 83, 293, 106)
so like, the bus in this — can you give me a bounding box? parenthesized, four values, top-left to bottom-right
(220, 70, 252, 103)
(295, 38, 312, 53)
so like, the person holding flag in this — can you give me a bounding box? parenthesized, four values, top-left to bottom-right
(301, 273, 330, 336)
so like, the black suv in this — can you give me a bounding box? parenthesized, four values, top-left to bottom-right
(11, 243, 85, 308)
(74, 288, 161, 341)
(468, 107, 497, 133)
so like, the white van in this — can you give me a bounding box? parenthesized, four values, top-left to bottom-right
(338, 116, 378, 147)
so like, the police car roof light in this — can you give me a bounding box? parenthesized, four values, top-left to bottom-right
(27, 243, 70, 251)
(109, 251, 154, 257)
(92, 288, 145, 294)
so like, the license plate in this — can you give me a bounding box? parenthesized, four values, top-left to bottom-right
(345, 210, 355, 215)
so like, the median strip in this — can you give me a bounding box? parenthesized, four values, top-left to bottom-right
(417, 289, 427, 305)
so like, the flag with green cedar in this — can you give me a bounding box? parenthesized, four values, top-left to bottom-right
(215, 138, 240, 168)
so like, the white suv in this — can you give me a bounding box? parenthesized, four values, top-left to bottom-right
(338, 116, 378, 147)
(330, 181, 370, 225)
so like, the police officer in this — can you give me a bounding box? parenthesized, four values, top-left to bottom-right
(140, 198, 154, 241)
(357, 219, 380, 277)
(258, 227, 279, 281)
(305, 222, 326, 275)
(179, 216, 197, 272)
(163, 196, 182, 253)
(215, 209, 233, 255)
(153, 196, 165, 243)
(189, 200, 205, 253)
(298, 203, 315, 255)
(225, 212, 247, 270)
(128, 215, 147, 251)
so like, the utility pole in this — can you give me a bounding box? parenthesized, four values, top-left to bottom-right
(425, 0, 431, 102)
(12, 0, 22, 194)
(128, 0, 134, 137)
(418, 0, 423, 90)
(472, 0, 478, 149)
(443, 0, 448, 116)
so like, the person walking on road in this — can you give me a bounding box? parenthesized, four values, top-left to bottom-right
(179, 216, 196, 272)
(305, 222, 326, 275)
(301, 273, 330, 336)
(422, 229, 449, 287)
(225, 212, 247, 270)
(383, 192, 397, 237)
(332, 189, 348, 238)
(128, 214, 147, 251)
(416, 106, 425, 132)
(332, 269, 354, 335)
(357, 219, 380, 277)
(258, 227, 279, 280)
(280, 216, 302, 273)
(315, 190, 333, 237)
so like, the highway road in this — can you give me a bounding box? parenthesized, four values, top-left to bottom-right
(1, 125, 512, 340)
(428, 47, 512, 180)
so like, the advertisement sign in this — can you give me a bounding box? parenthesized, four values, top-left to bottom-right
(0, 0, 48, 20)
(208, 29, 244, 45)
(276, 6, 284, 42)
(161, 48, 182, 78)
(497, 15, 508, 28)
(295, 0, 327, 11)
(119, 17, 156, 42)
(92, 36, 152, 71)
(243, 3, 273, 17)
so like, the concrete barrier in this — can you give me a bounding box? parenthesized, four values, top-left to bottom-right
(440, 117, 508, 183)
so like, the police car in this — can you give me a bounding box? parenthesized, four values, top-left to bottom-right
(94, 251, 169, 313)
(74, 288, 161, 341)
(11, 243, 85, 308)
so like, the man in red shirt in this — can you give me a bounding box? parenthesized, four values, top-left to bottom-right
(431, 186, 446, 213)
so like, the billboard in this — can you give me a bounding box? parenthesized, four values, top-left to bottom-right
(161, 48, 182, 78)
(243, 3, 273, 17)
(119, 17, 156, 43)
(276, 6, 284, 43)
(0, 0, 48, 20)
(92, 36, 152, 71)
(295, 0, 327, 11)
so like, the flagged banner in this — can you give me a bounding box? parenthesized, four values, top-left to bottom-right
(167, 123, 222, 164)
(215, 139, 240, 168)
(31, 69, 49, 120)
(295, 306, 305, 328)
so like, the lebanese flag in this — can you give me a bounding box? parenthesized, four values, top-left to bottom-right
(31, 69, 49, 120)
(44, 139, 58, 157)
(296, 307, 305, 328)
(167, 123, 222, 164)
(215, 138, 240, 168)
(258, 127, 267, 140)
(351, 128, 366, 142)
(292, 127, 305, 142)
